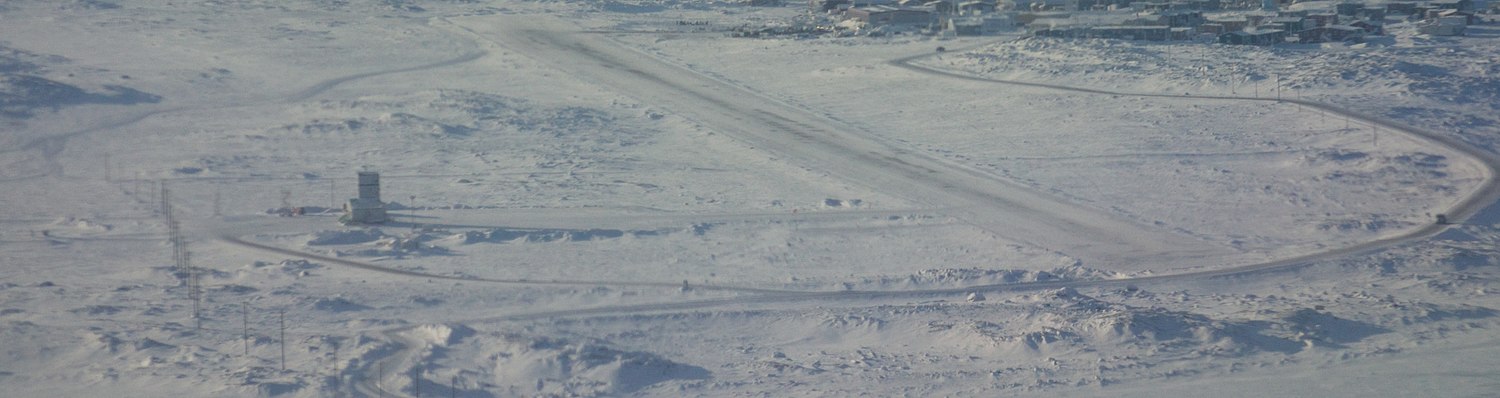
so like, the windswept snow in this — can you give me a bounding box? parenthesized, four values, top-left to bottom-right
(1, 0, 1499, 397)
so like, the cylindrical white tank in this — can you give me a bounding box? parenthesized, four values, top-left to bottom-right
(357, 172, 380, 202)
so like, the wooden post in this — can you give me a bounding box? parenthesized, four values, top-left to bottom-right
(243, 303, 249, 356)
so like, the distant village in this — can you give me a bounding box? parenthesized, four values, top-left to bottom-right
(736, 0, 1493, 44)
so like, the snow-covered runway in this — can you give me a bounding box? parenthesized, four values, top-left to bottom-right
(6, 2, 1500, 396)
(453, 16, 1230, 270)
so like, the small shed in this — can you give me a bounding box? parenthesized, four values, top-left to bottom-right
(1267, 16, 1307, 32)
(1219, 29, 1286, 45)
(1418, 16, 1468, 35)
(847, 5, 934, 26)
(1386, 2, 1417, 15)
(1350, 19, 1385, 34)
(1305, 13, 1339, 27)
(1298, 25, 1365, 42)
(959, 0, 998, 14)
(1335, 2, 1361, 15)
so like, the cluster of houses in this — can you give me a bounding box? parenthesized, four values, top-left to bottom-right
(807, 0, 1490, 43)
(811, 0, 1019, 35)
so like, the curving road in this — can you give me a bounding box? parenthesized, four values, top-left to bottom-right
(445, 17, 1234, 271)
(253, 23, 1500, 398)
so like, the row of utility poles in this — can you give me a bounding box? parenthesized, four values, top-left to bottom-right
(151, 179, 464, 397)
(1159, 41, 1383, 148)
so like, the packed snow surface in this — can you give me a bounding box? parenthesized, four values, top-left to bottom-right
(2, 0, 1500, 397)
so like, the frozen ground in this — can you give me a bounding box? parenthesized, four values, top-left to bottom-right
(2, 0, 1499, 397)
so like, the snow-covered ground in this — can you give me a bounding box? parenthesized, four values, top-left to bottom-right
(2, 0, 1500, 397)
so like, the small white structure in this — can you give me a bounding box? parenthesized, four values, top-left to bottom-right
(344, 171, 387, 223)
(1419, 16, 1468, 36)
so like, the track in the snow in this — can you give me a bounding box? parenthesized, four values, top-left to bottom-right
(322, 22, 1500, 398)
(414, 33, 1500, 315)
(447, 18, 1228, 270)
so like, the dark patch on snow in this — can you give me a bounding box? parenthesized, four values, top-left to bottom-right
(71, 305, 124, 316)
(0, 75, 160, 118)
(1280, 309, 1389, 347)
(309, 297, 372, 313)
(213, 284, 260, 294)
(449, 227, 674, 244)
(133, 338, 174, 350)
(256, 381, 303, 397)
(410, 296, 444, 307)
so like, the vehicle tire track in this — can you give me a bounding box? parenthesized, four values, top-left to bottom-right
(221, 235, 799, 295)
(447, 17, 1225, 269)
(345, 29, 1500, 398)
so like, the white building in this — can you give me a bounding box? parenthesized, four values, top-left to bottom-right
(1418, 17, 1467, 36)
(344, 171, 387, 223)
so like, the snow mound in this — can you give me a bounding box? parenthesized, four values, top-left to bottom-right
(306, 229, 387, 246)
(50, 217, 111, 232)
(405, 324, 475, 347)
(822, 198, 863, 208)
(440, 227, 671, 244)
(326, 234, 449, 259)
(859, 265, 1115, 289)
(487, 334, 710, 396)
(942, 289, 1315, 355)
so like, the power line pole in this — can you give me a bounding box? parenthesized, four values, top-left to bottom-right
(279, 309, 286, 371)
(1276, 74, 1282, 101)
(190, 248, 199, 331)
(243, 302, 250, 356)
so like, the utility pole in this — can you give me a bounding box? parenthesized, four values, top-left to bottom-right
(279, 309, 286, 371)
(213, 186, 222, 217)
(243, 303, 250, 356)
(1276, 74, 1282, 101)
(413, 366, 421, 397)
(190, 248, 199, 331)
